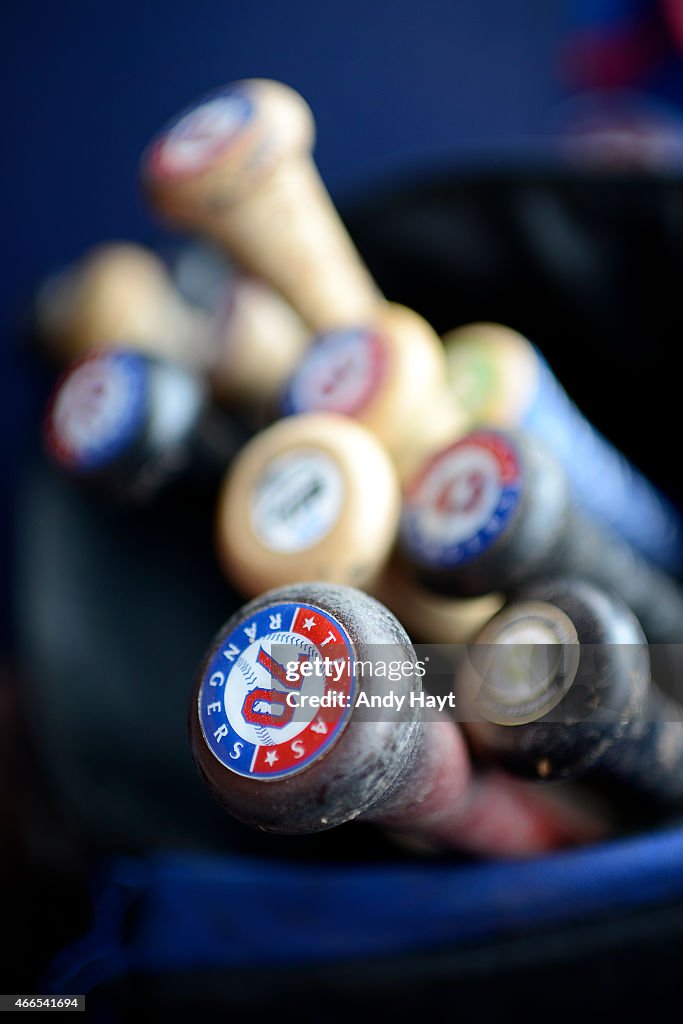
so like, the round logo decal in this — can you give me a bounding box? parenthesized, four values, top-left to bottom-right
(147, 88, 254, 180)
(45, 351, 148, 472)
(468, 601, 580, 726)
(198, 602, 356, 779)
(401, 431, 522, 567)
(250, 449, 345, 553)
(282, 329, 387, 416)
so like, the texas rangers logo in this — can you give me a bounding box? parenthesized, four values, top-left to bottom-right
(282, 328, 388, 416)
(401, 430, 522, 567)
(198, 602, 356, 780)
(147, 87, 254, 179)
(45, 350, 148, 472)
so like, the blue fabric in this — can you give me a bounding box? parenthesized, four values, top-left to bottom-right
(46, 825, 683, 993)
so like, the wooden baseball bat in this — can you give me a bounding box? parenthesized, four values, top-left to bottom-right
(191, 582, 605, 855)
(399, 428, 683, 644)
(142, 80, 384, 331)
(282, 303, 465, 479)
(35, 242, 309, 417)
(215, 413, 400, 596)
(458, 577, 683, 805)
(44, 348, 247, 503)
(444, 322, 683, 572)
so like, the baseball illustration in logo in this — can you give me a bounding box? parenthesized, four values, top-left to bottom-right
(45, 350, 148, 472)
(249, 449, 345, 553)
(401, 431, 522, 567)
(198, 602, 356, 780)
(283, 328, 388, 416)
(146, 87, 254, 180)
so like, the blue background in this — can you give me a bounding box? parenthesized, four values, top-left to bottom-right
(0, 2, 567, 647)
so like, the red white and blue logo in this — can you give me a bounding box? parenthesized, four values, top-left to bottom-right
(282, 328, 388, 417)
(45, 350, 148, 473)
(198, 601, 356, 780)
(400, 430, 522, 568)
(146, 86, 255, 181)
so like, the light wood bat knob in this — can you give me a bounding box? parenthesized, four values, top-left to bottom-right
(215, 412, 400, 596)
(142, 79, 383, 331)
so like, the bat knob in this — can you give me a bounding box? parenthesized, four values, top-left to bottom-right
(141, 79, 381, 331)
(215, 412, 400, 595)
(399, 428, 569, 596)
(190, 582, 420, 833)
(35, 243, 175, 361)
(142, 79, 314, 221)
(44, 348, 208, 501)
(282, 303, 464, 476)
(458, 578, 650, 780)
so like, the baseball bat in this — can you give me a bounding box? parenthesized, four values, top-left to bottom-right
(35, 242, 309, 417)
(44, 348, 247, 503)
(373, 560, 504, 645)
(142, 79, 383, 331)
(399, 428, 683, 644)
(215, 413, 400, 596)
(457, 577, 683, 805)
(443, 322, 683, 572)
(191, 582, 605, 855)
(281, 303, 464, 479)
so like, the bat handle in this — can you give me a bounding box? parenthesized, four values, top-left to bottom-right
(364, 715, 606, 856)
(599, 686, 683, 804)
(561, 509, 683, 645)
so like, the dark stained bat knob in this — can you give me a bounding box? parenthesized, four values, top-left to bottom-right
(191, 582, 606, 854)
(44, 347, 246, 503)
(399, 428, 683, 644)
(457, 577, 683, 806)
